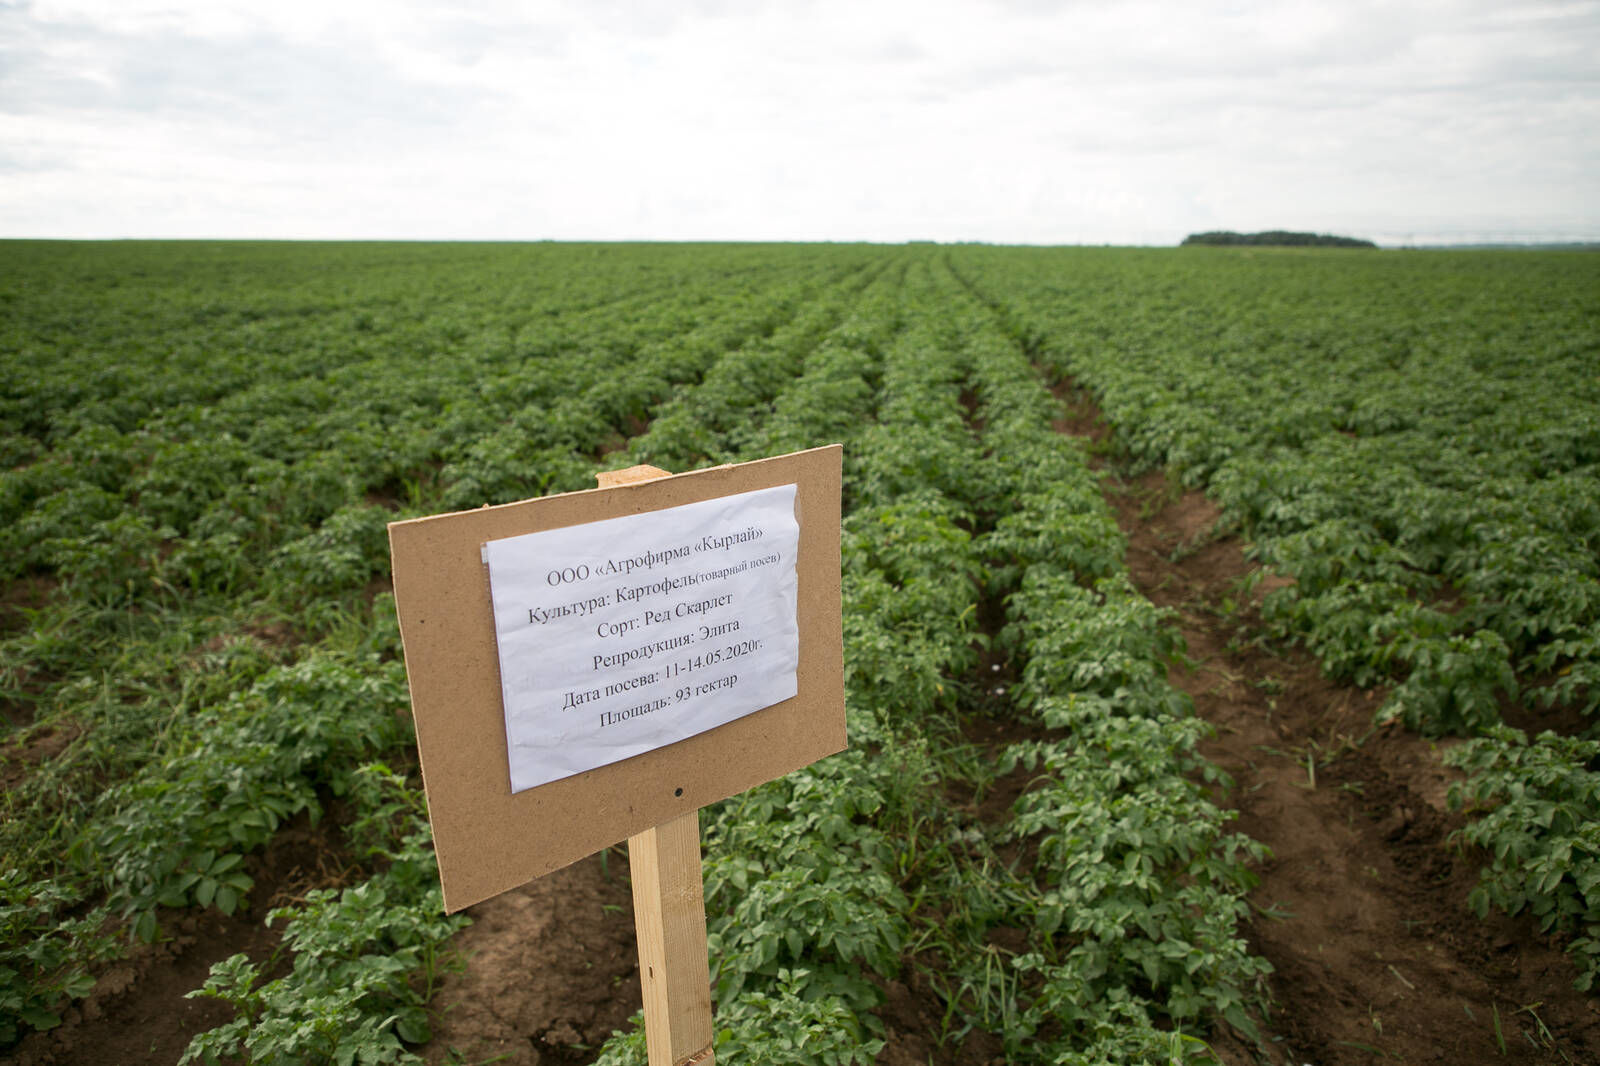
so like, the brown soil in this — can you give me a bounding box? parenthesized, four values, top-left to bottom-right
(877, 706, 1043, 1066)
(1, 575, 62, 727)
(363, 460, 447, 512)
(1102, 461, 1600, 1064)
(199, 620, 298, 656)
(0, 719, 82, 791)
(10, 805, 354, 1066)
(0, 574, 57, 637)
(597, 414, 652, 459)
(419, 848, 642, 1065)
(9, 914, 268, 1066)
(876, 961, 1006, 1066)
(875, 568, 1049, 1063)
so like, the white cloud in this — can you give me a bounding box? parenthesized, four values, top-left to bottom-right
(1, 0, 1596, 242)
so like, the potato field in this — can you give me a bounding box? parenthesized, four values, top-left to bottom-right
(2, 241, 1597, 1065)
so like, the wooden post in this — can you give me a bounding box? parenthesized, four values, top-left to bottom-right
(628, 811, 715, 1066)
(597, 465, 716, 1066)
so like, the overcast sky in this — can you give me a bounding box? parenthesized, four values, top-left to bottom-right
(2, 0, 1596, 245)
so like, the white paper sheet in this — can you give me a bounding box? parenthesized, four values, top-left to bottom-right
(483, 484, 801, 793)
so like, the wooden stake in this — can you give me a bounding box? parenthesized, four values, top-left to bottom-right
(596, 464, 716, 1066)
(596, 464, 674, 490)
(629, 811, 716, 1066)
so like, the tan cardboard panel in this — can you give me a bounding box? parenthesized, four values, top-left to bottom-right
(388, 446, 844, 912)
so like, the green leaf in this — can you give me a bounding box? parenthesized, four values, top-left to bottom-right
(214, 886, 239, 916)
(209, 853, 244, 875)
(134, 909, 159, 943)
(394, 1007, 431, 1044)
(21, 1006, 62, 1030)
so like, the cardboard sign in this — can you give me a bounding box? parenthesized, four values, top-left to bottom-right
(388, 446, 844, 913)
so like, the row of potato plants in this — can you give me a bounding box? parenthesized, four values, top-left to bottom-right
(911, 258, 1268, 1059)
(940, 257, 1272, 1058)
(586, 253, 1269, 1062)
(597, 259, 921, 1063)
(950, 245, 1600, 989)
(0, 242, 885, 1048)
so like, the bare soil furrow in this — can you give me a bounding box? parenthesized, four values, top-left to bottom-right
(1073, 399, 1600, 1064)
(419, 850, 641, 1066)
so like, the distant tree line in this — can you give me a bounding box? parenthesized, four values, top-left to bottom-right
(1181, 230, 1377, 249)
